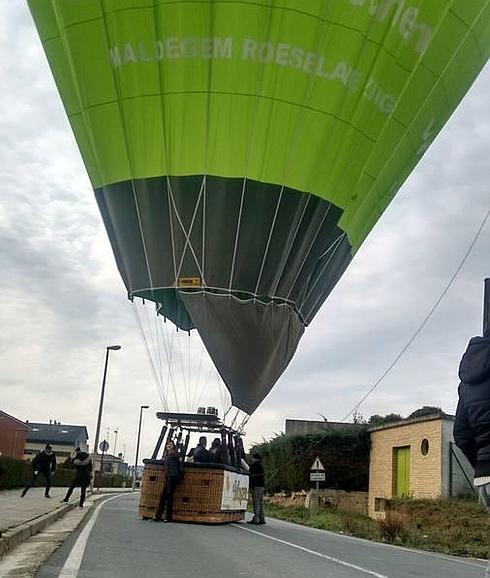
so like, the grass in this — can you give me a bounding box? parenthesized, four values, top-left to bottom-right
(263, 498, 489, 559)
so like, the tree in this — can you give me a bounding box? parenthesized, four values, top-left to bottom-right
(408, 406, 443, 419)
(368, 413, 403, 427)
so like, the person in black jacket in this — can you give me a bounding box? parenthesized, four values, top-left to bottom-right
(453, 333, 490, 512)
(193, 436, 211, 463)
(154, 441, 183, 522)
(247, 453, 266, 525)
(61, 447, 92, 508)
(21, 444, 56, 498)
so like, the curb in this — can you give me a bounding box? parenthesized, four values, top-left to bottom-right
(0, 491, 133, 559)
(0, 502, 77, 558)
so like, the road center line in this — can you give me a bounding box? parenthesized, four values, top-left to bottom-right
(58, 494, 126, 577)
(234, 524, 389, 578)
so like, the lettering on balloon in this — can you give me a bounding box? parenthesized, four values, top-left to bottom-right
(109, 37, 397, 115)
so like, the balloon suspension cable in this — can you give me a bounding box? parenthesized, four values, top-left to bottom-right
(223, 404, 233, 425)
(238, 414, 250, 434)
(229, 409, 240, 431)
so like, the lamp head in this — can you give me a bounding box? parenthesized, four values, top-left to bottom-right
(107, 345, 121, 351)
(141, 405, 150, 409)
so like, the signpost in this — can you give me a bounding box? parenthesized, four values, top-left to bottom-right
(98, 440, 109, 491)
(310, 456, 325, 510)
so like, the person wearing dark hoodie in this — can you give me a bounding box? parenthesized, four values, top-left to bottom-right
(453, 331, 490, 512)
(62, 447, 93, 508)
(21, 444, 56, 498)
(154, 441, 183, 522)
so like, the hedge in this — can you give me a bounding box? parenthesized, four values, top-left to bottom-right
(0, 457, 31, 490)
(251, 427, 370, 494)
(0, 457, 131, 490)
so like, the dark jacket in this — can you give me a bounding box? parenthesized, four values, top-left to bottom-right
(164, 454, 183, 479)
(72, 452, 92, 483)
(454, 336, 490, 478)
(249, 460, 265, 489)
(193, 445, 211, 463)
(209, 444, 228, 464)
(32, 451, 56, 474)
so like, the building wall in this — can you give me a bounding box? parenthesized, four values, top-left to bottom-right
(285, 419, 360, 436)
(0, 417, 28, 459)
(369, 419, 443, 519)
(441, 419, 475, 497)
(24, 442, 74, 461)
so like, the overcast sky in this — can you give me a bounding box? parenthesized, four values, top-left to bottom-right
(0, 4, 488, 462)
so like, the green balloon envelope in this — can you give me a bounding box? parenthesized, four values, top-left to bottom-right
(28, 0, 489, 413)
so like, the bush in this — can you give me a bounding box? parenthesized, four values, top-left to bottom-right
(0, 457, 31, 490)
(378, 512, 405, 542)
(93, 474, 132, 488)
(251, 428, 370, 493)
(0, 459, 130, 490)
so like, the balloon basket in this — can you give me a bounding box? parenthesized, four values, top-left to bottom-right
(139, 461, 246, 524)
(139, 411, 249, 524)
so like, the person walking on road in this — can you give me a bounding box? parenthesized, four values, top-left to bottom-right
(247, 453, 266, 525)
(154, 441, 182, 523)
(454, 331, 490, 513)
(62, 447, 92, 508)
(21, 444, 56, 499)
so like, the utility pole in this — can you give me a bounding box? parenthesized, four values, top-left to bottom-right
(94, 345, 121, 454)
(133, 405, 149, 487)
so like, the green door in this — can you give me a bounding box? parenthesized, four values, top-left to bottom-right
(394, 447, 411, 497)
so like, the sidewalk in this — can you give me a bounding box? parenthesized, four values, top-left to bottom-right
(0, 486, 134, 535)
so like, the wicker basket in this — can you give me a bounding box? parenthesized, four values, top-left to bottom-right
(139, 461, 246, 523)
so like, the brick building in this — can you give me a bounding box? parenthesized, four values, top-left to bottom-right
(368, 413, 474, 519)
(0, 410, 30, 459)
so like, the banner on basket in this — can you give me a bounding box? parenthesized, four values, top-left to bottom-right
(221, 471, 249, 511)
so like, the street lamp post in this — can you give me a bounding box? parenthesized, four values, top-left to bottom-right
(94, 345, 121, 454)
(133, 405, 149, 487)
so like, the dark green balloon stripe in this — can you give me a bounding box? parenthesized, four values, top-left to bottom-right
(95, 175, 352, 328)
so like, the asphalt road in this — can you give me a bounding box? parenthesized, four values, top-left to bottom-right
(35, 493, 488, 578)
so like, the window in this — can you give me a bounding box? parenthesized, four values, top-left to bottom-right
(421, 438, 429, 456)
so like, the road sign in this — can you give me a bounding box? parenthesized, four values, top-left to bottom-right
(310, 456, 325, 471)
(99, 440, 109, 452)
(310, 472, 326, 482)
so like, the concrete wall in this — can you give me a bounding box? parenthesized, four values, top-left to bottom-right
(266, 489, 368, 515)
(369, 418, 443, 519)
(285, 419, 360, 436)
(0, 415, 28, 459)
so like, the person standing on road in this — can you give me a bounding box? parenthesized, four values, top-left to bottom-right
(154, 441, 182, 523)
(454, 331, 490, 513)
(21, 444, 56, 499)
(61, 447, 93, 508)
(247, 453, 266, 525)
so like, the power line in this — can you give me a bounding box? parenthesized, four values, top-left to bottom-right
(342, 207, 490, 421)
(260, 207, 489, 483)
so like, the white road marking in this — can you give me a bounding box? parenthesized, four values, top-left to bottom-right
(58, 494, 126, 577)
(234, 524, 389, 578)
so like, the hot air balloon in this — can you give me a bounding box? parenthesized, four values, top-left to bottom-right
(27, 0, 489, 419)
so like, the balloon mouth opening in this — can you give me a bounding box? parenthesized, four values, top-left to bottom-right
(130, 286, 304, 332)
